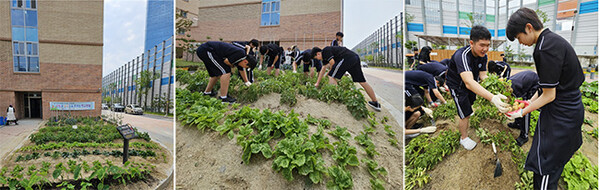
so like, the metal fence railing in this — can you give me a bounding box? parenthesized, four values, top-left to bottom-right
(102, 36, 174, 114)
(351, 13, 403, 68)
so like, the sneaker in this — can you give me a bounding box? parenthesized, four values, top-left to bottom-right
(218, 96, 236, 103)
(368, 101, 381, 111)
(515, 136, 528, 147)
(460, 137, 477, 150)
(203, 91, 217, 97)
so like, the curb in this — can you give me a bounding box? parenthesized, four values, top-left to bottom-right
(151, 138, 174, 190)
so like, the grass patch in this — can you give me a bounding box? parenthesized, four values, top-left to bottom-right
(176, 59, 203, 67)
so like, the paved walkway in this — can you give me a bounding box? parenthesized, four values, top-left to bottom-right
(102, 110, 173, 152)
(362, 67, 403, 126)
(0, 119, 43, 166)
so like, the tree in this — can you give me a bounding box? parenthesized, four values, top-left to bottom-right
(405, 40, 417, 51)
(176, 11, 198, 61)
(405, 13, 415, 23)
(103, 97, 111, 104)
(152, 93, 172, 115)
(135, 70, 160, 110)
(517, 48, 527, 62)
(504, 45, 515, 62)
(535, 9, 550, 28)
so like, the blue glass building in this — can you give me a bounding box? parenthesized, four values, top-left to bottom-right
(144, 0, 174, 61)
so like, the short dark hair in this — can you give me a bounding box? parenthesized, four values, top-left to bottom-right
(259, 45, 268, 55)
(336, 32, 344, 37)
(470, 25, 491, 42)
(419, 46, 432, 63)
(302, 51, 312, 62)
(500, 53, 505, 56)
(311, 47, 322, 58)
(249, 39, 259, 47)
(412, 47, 419, 52)
(506, 7, 544, 41)
(246, 56, 257, 69)
(435, 75, 446, 86)
(487, 61, 502, 75)
(406, 95, 424, 108)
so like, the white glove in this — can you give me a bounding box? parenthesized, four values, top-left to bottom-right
(293, 70, 297, 73)
(244, 81, 252, 87)
(439, 86, 447, 93)
(505, 108, 524, 120)
(429, 102, 439, 108)
(491, 94, 510, 113)
(419, 126, 437, 133)
(422, 107, 433, 118)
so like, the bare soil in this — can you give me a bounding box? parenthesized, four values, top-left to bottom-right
(417, 110, 598, 190)
(176, 93, 403, 189)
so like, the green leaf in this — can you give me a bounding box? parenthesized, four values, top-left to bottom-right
(348, 155, 359, 166)
(52, 168, 62, 179)
(291, 154, 306, 166)
(309, 171, 322, 184)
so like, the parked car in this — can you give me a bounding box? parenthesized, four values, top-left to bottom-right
(361, 61, 368, 68)
(125, 104, 143, 115)
(102, 104, 109, 110)
(111, 103, 125, 112)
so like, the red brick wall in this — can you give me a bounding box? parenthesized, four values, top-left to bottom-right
(0, 61, 101, 120)
(190, 4, 340, 51)
(43, 92, 101, 120)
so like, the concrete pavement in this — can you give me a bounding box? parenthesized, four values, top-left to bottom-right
(0, 119, 43, 166)
(362, 67, 403, 126)
(102, 110, 174, 152)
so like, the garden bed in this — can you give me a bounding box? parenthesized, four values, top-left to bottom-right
(175, 69, 403, 189)
(0, 117, 173, 189)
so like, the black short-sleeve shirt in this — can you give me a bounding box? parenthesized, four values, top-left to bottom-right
(206, 41, 246, 65)
(533, 29, 584, 91)
(405, 70, 437, 90)
(321, 46, 352, 65)
(446, 45, 488, 89)
(265, 44, 281, 58)
(294, 49, 311, 63)
(331, 39, 340, 46)
(509, 70, 539, 98)
(416, 61, 448, 76)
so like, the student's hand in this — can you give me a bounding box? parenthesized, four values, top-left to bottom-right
(491, 94, 510, 113)
(505, 108, 524, 119)
(244, 82, 252, 87)
(419, 126, 437, 133)
(314, 83, 320, 88)
(429, 102, 439, 108)
(422, 107, 433, 118)
(439, 86, 447, 93)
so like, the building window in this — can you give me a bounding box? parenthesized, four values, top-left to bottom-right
(11, 0, 39, 73)
(261, 0, 280, 26)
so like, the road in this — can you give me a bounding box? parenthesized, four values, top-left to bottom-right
(362, 67, 403, 126)
(102, 110, 173, 152)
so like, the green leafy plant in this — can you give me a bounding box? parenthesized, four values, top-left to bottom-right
(561, 152, 599, 190)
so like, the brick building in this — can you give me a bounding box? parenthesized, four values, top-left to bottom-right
(0, 1, 103, 119)
(180, 0, 342, 53)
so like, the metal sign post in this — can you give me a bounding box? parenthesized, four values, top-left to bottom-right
(116, 124, 138, 164)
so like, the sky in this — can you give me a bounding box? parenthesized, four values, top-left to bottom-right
(102, 0, 147, 77)
(343, 0, 403, 49)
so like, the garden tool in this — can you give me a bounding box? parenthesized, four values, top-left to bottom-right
(492, 142, 503, 177)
